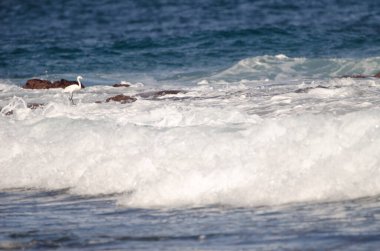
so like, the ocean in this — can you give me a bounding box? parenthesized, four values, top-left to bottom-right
(1, 0, 380, 250)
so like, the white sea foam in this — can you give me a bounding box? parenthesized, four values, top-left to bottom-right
(1, 104, 380, 208)
(1, 56, 380, 208)
(211, 55, 380, 82)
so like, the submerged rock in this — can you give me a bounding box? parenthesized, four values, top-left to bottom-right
(105, 94, 137, 104)
(341, 74, 368, 79)
(295, 85, 347, 94)
(112, 83, 130, 88)
(27, 103, 45, 109)
(340, 71, 380, 79)
(137, 90, 185, 99)
(294, 85, 329, 93)
(1, 105, 10, 115)
(95, 90, 185, 104)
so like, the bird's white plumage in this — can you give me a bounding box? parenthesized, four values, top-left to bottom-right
(64, 76, 83, 104)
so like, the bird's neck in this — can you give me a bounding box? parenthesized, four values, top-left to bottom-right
(77, 78, 82, 88)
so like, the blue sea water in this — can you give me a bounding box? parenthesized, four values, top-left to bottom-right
(1, 0, 380, 81)
(2, 0, 380, 250)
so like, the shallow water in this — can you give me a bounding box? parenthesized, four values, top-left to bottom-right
(2, 0, 380, 250)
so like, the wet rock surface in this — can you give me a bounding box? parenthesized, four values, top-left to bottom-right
(2, 110, 13, 116)
(294, 85, 330, 93)
(112, 83, 130, 88)
(105, 94, 137, 104)
(341, 71, 380, 79)
(23, 79, 53, 89)
(98, 90, 185, 104)
(137, 90, 185, 99)
(23, 79, 84, 89)
(341, 74, 368, 79)
(27, 103, 45, 109)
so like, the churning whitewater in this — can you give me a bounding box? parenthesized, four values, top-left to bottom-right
(2, 55, 380, 208)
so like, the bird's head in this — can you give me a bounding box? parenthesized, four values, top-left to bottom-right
(77, 76, 83, 80)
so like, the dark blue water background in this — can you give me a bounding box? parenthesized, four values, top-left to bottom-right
(1, 0, 380, 81)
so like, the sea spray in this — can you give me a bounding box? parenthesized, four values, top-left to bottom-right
(2, 107, 380, 208)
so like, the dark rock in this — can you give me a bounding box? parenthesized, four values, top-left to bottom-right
(294, 85, 329, 93)
(341, 74, 368, 79)
(137, 90, 185, 99)
(341, 72, 380, 79)
(154, 90, 184, 96)
(294, 87, 311, 93)
(105, 94, 137, 104)
(23, 79, 53, 89)
(1, 106, 11, 116)
(0, 107, 11, 116)
(23, 78, 85, 89)
(95, 101, 102, 104)
(113, 83, 130, 88)
(27, 103, 45, 109)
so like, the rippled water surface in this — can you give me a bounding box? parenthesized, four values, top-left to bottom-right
(2, 189, 380, 250)
(1, 0, 380, 80)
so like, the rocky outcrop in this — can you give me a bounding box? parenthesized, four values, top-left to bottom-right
(23, 78, 84, 89)
(137, 90, 185, 99)
(294, 85, 329, 93)
(27, 103, 45, 109)
(23, 79, 53, 89)
(105, 94, 137, 104)
(294, 85, 343, 94)
(341, 72, 380, 79)
(98, 90, 185, 104)
(112, 83, 130, 88)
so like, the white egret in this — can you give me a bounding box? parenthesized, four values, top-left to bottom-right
(63, 76, 83, 105)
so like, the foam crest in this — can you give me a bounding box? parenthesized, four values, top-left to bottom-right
(119, 111, 380, 208)
(0, 81, 21, 92)
(1, 109, 380, 208)
(212, 55, 380, 81)
(1, 96, 27, 114)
